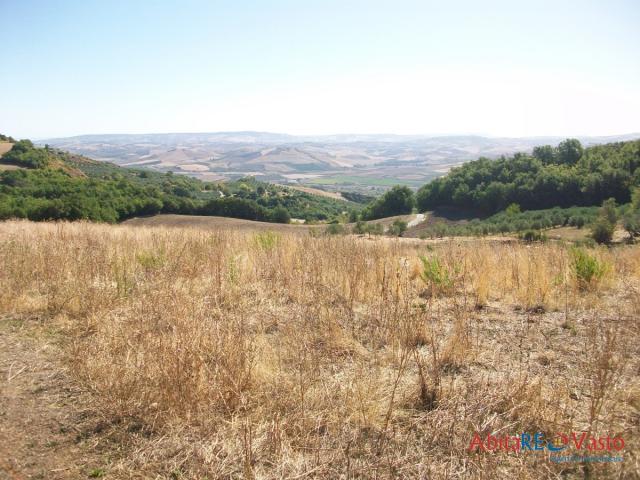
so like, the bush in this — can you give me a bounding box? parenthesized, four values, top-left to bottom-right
(361, 185, 415, 220)
(270, 206, 291, 224)
(253, 231, 279, 250)
(590, 219, 614, 244)
(352, 220, 368, 235)
(367, 223, 384, 236)
(569, 216, 585, 228)
(388, 219, 408, 237)
(505, 203, 521, 215)
(570, 248, 607, 289)
(600, 198, 618, 225)
(623, 212, 640, 241)
(325, 224, 346, 235)
(520, 230, 546, 243)
(418, 255, 457, 294)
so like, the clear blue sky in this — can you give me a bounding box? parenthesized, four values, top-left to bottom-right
(1, 0, 639, 139)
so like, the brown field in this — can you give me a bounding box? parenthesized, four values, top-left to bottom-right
(547, 226, 630, 243)
(0, 142, 13, 157)
(287, 185, 346, 201)
(123, 213, 425, 234)
(124, 214, 320, 233)
(0, 220, 638, 479)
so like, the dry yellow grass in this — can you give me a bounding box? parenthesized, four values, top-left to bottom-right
(0, 220, 638, 479)
(123, 214, 319, 234)
(287, 185, 346, 201)
(0, 142, 13, 158)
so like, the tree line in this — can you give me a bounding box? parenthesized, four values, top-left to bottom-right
(415, 139, 640, 214)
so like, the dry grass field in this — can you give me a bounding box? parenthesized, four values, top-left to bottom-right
(287, 185, 346, 201)
(0, 220, 639, 479)
(123, 213, 423, 234)
(123, 214, 320, 234)
(0, 142, 13, 157)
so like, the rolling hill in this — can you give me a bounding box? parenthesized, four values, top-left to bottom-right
(0, 138, 357, 223)
(41, 132, 640, 194)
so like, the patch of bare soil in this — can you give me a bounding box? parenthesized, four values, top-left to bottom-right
(0, 143, 13, 158)
(0, 318, 117, 480)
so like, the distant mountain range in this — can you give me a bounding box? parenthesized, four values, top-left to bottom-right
(41, 132, 640, 193)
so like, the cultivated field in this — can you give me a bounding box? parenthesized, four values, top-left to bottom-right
(0, 220, 638, 479)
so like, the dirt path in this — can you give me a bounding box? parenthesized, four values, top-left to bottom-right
(0, 318, 114, 479)
(407, 213, 425, 228)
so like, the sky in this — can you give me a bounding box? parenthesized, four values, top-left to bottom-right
(1, 0, 639, 139)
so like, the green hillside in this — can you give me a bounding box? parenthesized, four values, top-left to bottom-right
(416, 139, 640, 214)
(0, 138, 356, 223)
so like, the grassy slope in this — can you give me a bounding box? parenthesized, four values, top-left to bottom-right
(0, 220, 637, 479)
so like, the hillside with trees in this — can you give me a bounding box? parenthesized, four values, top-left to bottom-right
(416, 139, 640, 214)
(361, 185, 415, 220)
(0, 137, 355, 223)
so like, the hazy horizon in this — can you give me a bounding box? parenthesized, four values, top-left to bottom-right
(2, 0, 639, 139)
(38, 130, 640, 143)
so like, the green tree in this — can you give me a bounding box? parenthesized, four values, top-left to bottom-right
(623, 188, 640, 241)
(590, 198, 617, 244)
(599, 197, 618, 225)
(532, 145, 556, 164)
(591, 219, 614, 244)
(352, 220, 368, 234)
(556, 138, 583, 165)
(505, 203, 521, 216)
(362, 185, 415, 220)
(270, 206, 291, 224)
(388, 219, 408, 236)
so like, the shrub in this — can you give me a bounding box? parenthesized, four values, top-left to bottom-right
(366, 223, 384, 236)
(569, 216, 585, 228)
(623, 212, 640, 241)
(590, 219, 614, 244)
(361, 185, 415, 220)
(352, 220, 371, 235)
(520, 230, 546, 243)
(388, 219, 408, 237)
(570, 248, 607, 289)
(431, 222, 449, 238)
(270, 206, 291, 224)
(505, 203, 521, 215)
(253, 231, 279, 250)
(600, 198, 618, 225)
(418, 255, 457, 294)
(325, 224, 346, 235)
